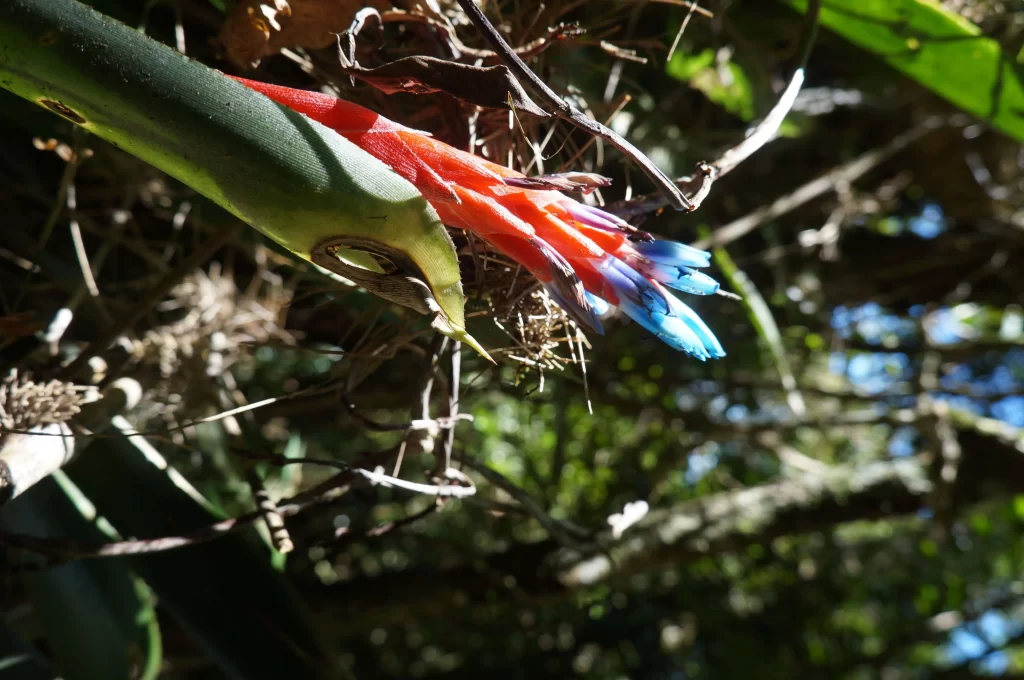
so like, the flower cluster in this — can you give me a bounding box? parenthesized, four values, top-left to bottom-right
(234, 77, 725, 360)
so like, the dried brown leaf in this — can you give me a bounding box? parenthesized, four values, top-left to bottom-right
(503, 172, 612, 193)
(218, 0, 389, 69)
(342, 57, 550, 117)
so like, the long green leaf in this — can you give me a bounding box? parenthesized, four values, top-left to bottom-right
(703, 226, 807, 418)
(0, 0, 485, 355)
(783, 0, 1024, 143)
(66, 421, 343, 680)
(0, 623, 58, 680)
(0, 477, 160, 680)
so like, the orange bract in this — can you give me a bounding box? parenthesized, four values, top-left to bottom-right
(232, 76, 726, 359)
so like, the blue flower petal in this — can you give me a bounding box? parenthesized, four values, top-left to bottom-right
(643, 265, 720, 296)
(592, 255, 724, 359)
(596, 256, 669, 316)
(666, 295, 726, 358)
(585, 292, 612, 316)
(619, 299, 709, 359)
(544, 283, 605, 335)
(634, 240, 712, 269)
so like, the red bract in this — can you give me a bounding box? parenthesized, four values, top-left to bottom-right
(233, 77, 725, 360)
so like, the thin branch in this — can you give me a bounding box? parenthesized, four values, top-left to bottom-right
(0, 451, 403, 567)
(665, 0, 699, 65)
(245, 467, 294, 554)
(703, 0, 819, 185)
(36, 130, 85, 249)
(354, 466, 476, 498)
(713, 68, 806, 177)
(326, 503, 438, 548)
(364, 503, 437, 537)
(228, 447, 349, 473)
(443, 341, 461, 472)
(647, 0, 713, 19)
(691, 119, 943, 249)
(608, 68, 807, 219)
(0, 506, 275, 563)
(456, 453, 587, 548)
(382, 12, 585, 63)
(455, 0, 692, 211)
(0, 378, 351, 440)
(65, 183, 101, 301)
(59, 221, 243, 380)
(609, 0, 822, 218)
(554, 457, 933, 587)
(555, 94, 633, 173)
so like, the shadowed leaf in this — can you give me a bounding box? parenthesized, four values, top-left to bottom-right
(0, 476, 161, 680)
(65, 419, 343, 680)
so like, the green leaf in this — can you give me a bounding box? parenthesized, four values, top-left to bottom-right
(0, 0, 486, 357)
(667, 48, 757, 121)
(782, 0, 1024, 143)
(66, 420, 343, 680)
(0, 623, 58, 680)
(703, 226, 807, 417)
(0, 476, 160, 680)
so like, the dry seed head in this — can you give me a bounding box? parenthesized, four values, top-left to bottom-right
(129, 267, 294, 424)
(0, 369, 90, 433)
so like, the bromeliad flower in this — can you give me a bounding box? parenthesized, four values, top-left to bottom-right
(233, 77, 725, 360)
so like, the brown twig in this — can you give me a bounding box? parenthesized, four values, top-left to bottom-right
(0, 449, 392, 569)
(692, 119, 943, 249)
(228, 446, 349, 473)
(245, 467, 294, 554)
(326, 502, 437, 548)
(382, 11, 584, 63)
(36, 129, 86, 250)
(455, 0, 692, 211)
(0, 505, 278, 565)
(443, 341, 461, 472)
(665, 0, 700, 64)
(608, 0, 822, 219)
(607, 67, 805, 219)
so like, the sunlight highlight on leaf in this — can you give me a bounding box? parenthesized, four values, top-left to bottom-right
(783, 0, 1024, 143)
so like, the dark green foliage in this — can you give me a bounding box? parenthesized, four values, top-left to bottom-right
(2, 1, 1023, 679)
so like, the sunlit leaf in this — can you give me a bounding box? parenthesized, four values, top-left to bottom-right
(667, 48, 757, 121)
(782, 0, 1024, 143)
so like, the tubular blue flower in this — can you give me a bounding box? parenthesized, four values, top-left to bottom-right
(639, 264, 721, 296)
(663, 286, 727, 359)
(632, 240, 712, 268)
(592, 256, 725, 360)
(557, 199, 719, 296)
(584, 292, 612, 317)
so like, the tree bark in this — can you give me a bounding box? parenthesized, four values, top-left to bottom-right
(307, 412, 1024, 636)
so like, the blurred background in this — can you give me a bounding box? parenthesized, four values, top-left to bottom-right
(1, 0, 1023, 678)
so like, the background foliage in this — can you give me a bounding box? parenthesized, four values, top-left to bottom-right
(1, 0, 1023, 678)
